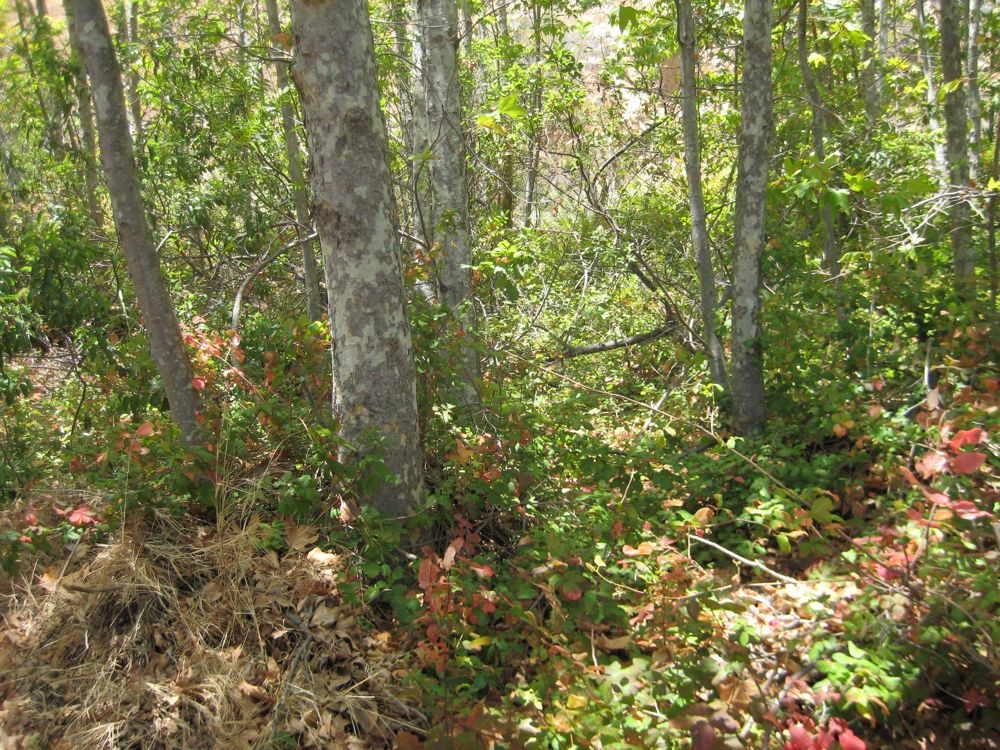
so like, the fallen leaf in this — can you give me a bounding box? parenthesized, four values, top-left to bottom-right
(286, 524, 319, 551)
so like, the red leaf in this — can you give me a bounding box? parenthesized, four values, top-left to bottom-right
(468, 562, 494, 579)
(950, 500, 991, 521)
(785, 725, 813, 750)
(949, 428, 984, 451)
(67, 505, 98, 526)
(192, 376, 207, 390)
(418, 557, 438, 590)
(135, 421, 154, 438)
(951, 452, 986, 475)
(915, 451, 948, 479)
(838, 729, 866, 750)
(900, 466, 920, 487)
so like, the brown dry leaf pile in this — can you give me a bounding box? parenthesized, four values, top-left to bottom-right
(0, 514, 424, 749)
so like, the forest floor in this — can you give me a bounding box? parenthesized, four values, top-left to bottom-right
(1, 336, 999, 750)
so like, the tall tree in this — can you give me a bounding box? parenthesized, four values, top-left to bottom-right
(71, 0, 204, 446)
(65, 0, 103, 226)
(418, 0, 479, 403)
(676, 0, 728, 391)
(731, 0, 773, 435)
(938, 0, 975, 300)
(967, 0, 982, 182)
(860, 0, 881, 127)
(290, 0, 425, 516)
(797, 0, 839, 278)
(120, 1, 145, 150)
(914, 0, 947, 178)
(263, 0, 324, 322)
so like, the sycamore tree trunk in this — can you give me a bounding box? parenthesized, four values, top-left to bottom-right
(411, 17, 433, 255)
(676, 0, 729, 392)
(939, 0, 975, 300)
(797, 0, 839, 278)
(264, 0, 323, 322)
(914, 0, 947, 179)
(65, 0, 103, 226)
(418, 0, 479, 404)
(860, 0, 881, 127)
(967, 0, 982, 182)
(289, 0, 424, 516)
(120, 1, 145, 151)
(72, 0, 204, 447)
(731, 0, 773, 436)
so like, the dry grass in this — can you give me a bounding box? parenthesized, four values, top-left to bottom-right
(0, 512, 424, 749)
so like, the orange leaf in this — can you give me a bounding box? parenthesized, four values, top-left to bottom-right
(135, 421, 154, 438)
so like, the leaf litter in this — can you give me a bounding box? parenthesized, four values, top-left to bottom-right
(0, 512, 424, 749)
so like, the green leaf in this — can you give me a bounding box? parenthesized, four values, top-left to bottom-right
(810, 496, 835, 524)
(807, 52, 827, 67)
(497, 94, 527, 119)
(476, 113, 505, 133)
(615, 5, 639, 31)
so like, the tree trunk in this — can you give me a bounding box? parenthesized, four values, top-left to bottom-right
(264, 0, 324, 322)
(122, 1, 144, 151)
(65, 0, 104, 226)
(411, 14, 433, 264)
(71, 0, 204, 447)
(860, 0, 881, 127)
(676, 0, 729, 392)
(523, 2, 542, 229)
(797, 0, 839, 278)
(987, 110, 998, 313)
(914, 0, 947, 178)
(290, 0, 425, 516)
(877, 0, 888, 102)
(418, 0, 479, 404)
(731, 0, 773, 436)
(939, 0, 975, 300)
(967, 0, 982, 182)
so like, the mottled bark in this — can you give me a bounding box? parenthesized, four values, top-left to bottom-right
(523, 2, 542, 229)
(65, 0, 104, 225)
(122, 1, 144, 150)
(797, 0, 839, 278)
(939, 0, 975, 299)
(731, 0, 773, 436)
(914, 0, 947, 178)
(967, 0, 982, 181)
(411, 17, 433, 258)
(860, 0, 881, 127)
(676, 0, 729, 392)
(877, 0, 888, 101)
(264, 0, 323, 321)
(290, 0, 425, 516)
(418, 0, 479, 403)
(72, 0, 204, 446)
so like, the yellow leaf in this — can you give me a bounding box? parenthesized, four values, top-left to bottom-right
(565, 694, 588, 710)
(461, 636, 493, 652)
